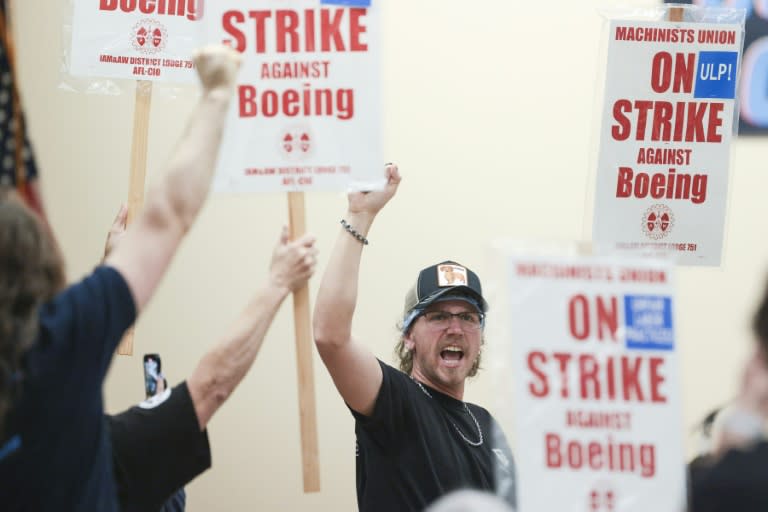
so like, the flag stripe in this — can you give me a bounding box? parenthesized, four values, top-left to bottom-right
(0, 0, 45, 220)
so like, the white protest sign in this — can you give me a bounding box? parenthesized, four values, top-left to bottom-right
(203, 0, 383, 192)
(506, 254, 685, 512)
(592, 20, 743, 266)
(69, 0, 203, 83)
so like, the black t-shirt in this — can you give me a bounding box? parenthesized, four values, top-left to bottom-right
(690, 442, 768, 511)
(352, 361, 517, 512)
(108, 381, 211, 512)
(0, 266, 136, 511)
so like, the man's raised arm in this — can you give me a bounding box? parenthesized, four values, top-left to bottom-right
(313, 165, 401, 416)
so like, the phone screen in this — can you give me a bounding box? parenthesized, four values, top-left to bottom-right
(143, 353, 162, 398)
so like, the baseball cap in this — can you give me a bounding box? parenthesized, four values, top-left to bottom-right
(402, 261, 488, 332)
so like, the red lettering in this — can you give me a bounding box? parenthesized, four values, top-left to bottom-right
(649, 357, 667, 403)
(596, 296, 618, 341)
(250, 11, 273, 53)
(685, 102, 707, 142)
(568, 295, 590, 341)
(553, 352, 572, 399)
(616, 167, 633, 198)
(606, 357, 616, 400)
(139, 0, 155, 15)
(304, 9, 316, 52)
(588, 442, 603, 469)
(283, 90, 300, 116)
(568, 295, 618, 341)
(239, 85, 258, 117)
(650, 52, 672, 93)
(614, 166, 708, 204)
(611, 100, 723, 143)
(651, 52, 694, 93)
(650, 173, 665, 198)
(544, 432, 657, 477)
(611, 99, 632, 141)
(673, 101, 686, 141)
(546, 433, 562, 468)
(706, 102, 724, 143)
(621, 357, 644, 401)
(237, 85, 355, 120)
(276, 10, 299, 52)
(634, 100, 653, 140)
(223, 11, 246, 52)
(568, 441, 584, 468)
(528, 351, 549, 398)
(651, 101, 673, 141)
(579, 354, 600, 399)
(222, 8, 368, 54)
(262, 90, 279, 116)
(349, 8, 368, 51)
(321, 9, 345, 51)
(526, 351, 668, 403)
(99, 0, 202, 20)
(673, 53, 695, 93)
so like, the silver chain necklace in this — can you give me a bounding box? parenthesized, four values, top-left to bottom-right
(412, 378, 484, 447)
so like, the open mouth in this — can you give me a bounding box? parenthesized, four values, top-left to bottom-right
(440, 346, 464, 365)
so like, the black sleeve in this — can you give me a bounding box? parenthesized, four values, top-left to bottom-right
(690, 441, 768, 512)
(348, 360, 414, 448)
(108, 382, 211, 512)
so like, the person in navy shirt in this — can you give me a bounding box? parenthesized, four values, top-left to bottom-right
(0, 45, 241, 511)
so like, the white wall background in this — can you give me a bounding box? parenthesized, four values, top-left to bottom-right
(10, 0, 767, 510)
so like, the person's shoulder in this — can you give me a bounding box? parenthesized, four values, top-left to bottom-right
(377, 359, 401, 376)
(42, 266, 131, 314)
(376, 359, 414, 388)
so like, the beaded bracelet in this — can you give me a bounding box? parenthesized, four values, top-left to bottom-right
(340, 219, 369, 245)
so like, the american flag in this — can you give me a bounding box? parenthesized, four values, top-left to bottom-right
(0, 0, 46, 220)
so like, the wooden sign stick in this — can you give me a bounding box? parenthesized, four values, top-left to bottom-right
(669, 6, 684, 22)
(117, 79, 153, 356)
(288, 191, 321, 493)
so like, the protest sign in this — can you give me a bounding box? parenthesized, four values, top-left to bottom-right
(593, 18, 743, 266)
(203, 0, 383, 192)
(506, 254, 685, 511)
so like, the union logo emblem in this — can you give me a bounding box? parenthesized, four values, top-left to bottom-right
(131, 19, 168, 54)
(279, 126, 314, 161)
(641, 204, 675, 240)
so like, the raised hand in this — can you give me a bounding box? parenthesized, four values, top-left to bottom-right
(193, 44, 242, 93)
(347, 164, 401, 217)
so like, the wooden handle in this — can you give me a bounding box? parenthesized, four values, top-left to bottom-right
(668, 6, 684, 22)
(288, 191, 321, 492)
(117, 80, 153, 356)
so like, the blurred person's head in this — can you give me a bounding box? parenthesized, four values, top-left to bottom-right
(424, 490, 514, 512)
(0, 187, 65, 428)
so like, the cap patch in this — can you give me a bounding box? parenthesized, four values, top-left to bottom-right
(437, 264, 468, 287)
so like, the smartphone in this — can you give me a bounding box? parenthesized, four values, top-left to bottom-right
(143, 353, 162, 398)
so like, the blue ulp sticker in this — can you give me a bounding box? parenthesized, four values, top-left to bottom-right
(694, 51, 738, 99)
(321, 0, 371, 6)
(624, 295, 674, 350)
